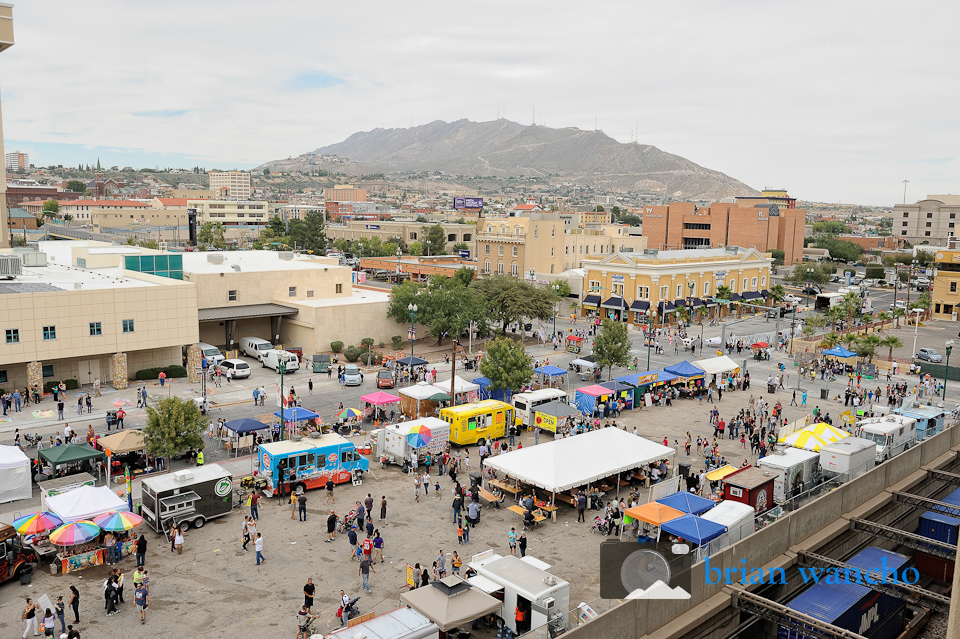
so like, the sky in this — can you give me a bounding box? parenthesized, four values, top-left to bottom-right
(2, 0, 958, 205)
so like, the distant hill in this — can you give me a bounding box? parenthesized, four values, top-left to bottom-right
(301, 119, 756, 200)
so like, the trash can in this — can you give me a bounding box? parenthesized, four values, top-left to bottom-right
(767, 382, 777, 394)
(469, 471, 482, 488)
(820, 388, 829, 400)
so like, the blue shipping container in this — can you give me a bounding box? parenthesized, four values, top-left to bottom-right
(942, 487, 960, 506)
(917, 511, 960, 545)
(778, 547, 908, 639)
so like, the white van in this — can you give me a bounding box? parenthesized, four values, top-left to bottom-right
(857, 414, 916, 462)
(512, 388, 568, 427)
(240, 336, 273, 359)
(260, 349, 300, 373)
(198, 342, 225, 367)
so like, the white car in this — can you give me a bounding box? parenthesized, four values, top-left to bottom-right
(784, 294, 802, 304)
(219, 358, 251, 379)
(342, 364, 364, 386)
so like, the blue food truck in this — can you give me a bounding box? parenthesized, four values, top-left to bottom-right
(895, 404, 949, 441)
(258, 434, 369, 496)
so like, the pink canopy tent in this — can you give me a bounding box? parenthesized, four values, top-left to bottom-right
(576, 385, 610, 397)
(360, 391, 402, 406)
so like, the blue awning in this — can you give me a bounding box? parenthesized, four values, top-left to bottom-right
(656, 492, 715, 515)
(658, 301, 676, 313)
(630, 300, 650, 312)
(742, 291, 762, 300)
(729, 293, 742, 301)
(659, 514, 727, 546)
(822, 346, 856, 358)
(582, 294, 601, 307)
(534, 365, 567, 377)
(760, 289, 769, 297)
(601, 296, 626, 310)
(664, 361, 705, 378)
(274, 407, 319, 421)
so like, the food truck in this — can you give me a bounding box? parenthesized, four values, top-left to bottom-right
(856, 414, 917, 462)
(258, 433, 369, 495)
(140, 464, 234, 533)
(371, 417, 449, 470)
(757, 448, 821, 504)
(819, 438, 876, 482)
(0, 523, 34, 585)
(468, 551, 569, 636)
(896, 404, 949, 441)
(439, 400, 514, 446)
(512, 389, 568, 428)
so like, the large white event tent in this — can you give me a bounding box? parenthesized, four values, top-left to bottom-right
(694, 355, 740, 375)
(483, 427, 675, 494)
(0, 445, 32, 503)
(45, 485, 129, 522)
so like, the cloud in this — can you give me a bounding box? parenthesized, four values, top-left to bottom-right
(2, 0, 960, 203)
(626, 581, 691, 600)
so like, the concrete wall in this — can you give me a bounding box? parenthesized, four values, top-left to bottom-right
(568, 424, 960, 639)
(1, 346, 182, 390)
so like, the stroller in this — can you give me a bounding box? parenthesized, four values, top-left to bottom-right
(590, 515, 611, 536)
(337, 509, 359, 533)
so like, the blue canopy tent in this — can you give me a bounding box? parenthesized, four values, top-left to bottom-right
(656, 492, 716, 516)
(599, 380, 635, 409)
(659, 514, 727, 546)
(822, 346, 856, 359)
(274, 407, 319, 421)
(473, 377, 512, 403)
(615, 370, 678, 388)
(534, 365, 568, 390)
(225, 418, 270, 434)
(663, 361, 705, 379)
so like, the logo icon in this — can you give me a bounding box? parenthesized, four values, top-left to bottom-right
(600, 540, 692, 600)
(214, 478, 232, 497)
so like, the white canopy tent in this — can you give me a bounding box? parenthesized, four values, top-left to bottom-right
(484, 428, 675, 493)
(694, 355, 740, 375)
(0, 445, 32, 503)
(45, 485, 129, 522)
(432, 376, 480, 395)
(400, 382, 440, 401)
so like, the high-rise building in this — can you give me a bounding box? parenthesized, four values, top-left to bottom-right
(207, 170, 251, 200)
(0, 4, 15, 248)
(4, 150, 27, 171)
(892, 195, 960, 245)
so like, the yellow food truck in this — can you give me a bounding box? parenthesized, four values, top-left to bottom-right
(439, 400, 514, 445)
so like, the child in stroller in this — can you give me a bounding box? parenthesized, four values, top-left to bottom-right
(337, 509, 358, 533)
(590, 515, 611, 535)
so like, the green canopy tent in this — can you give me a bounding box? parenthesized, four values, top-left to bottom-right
(38, 443, 106, 478)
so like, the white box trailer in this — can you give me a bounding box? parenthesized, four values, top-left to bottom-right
(324, 606, 439, 639)
(512, 388, 568, 428)
(371, 417, 449, 470)
(700, 500, 756, 545)
(758, 448, 821, 503)
(856, 414, 917, 462)
(469, 551, 569, 636)
(820, 438, 876, 482)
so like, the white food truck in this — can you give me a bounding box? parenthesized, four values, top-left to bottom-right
(758, 448, 821, 503)
(819, 438, 877, 482)
(856, 414, 917, 462)
(371, 417, 450, 471)
(468, 551, 569, 636)
(512, 389, 568, 428)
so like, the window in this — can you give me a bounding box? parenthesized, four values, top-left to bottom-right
(902, 222, 908, 227)
(89, 322, 102, 336)
(927, 213, 933, 218)
(551, 228, 556, 237)
(589, 280, 601, 292)
(703, 281, 710, 296)
(901, 231, 907, 235)
(288, 286, 297, 297)
(613, 283, 624, 296)
(751, 277, 758, 288)
(500, 226, 506, 234)
(76, 258, 87, 268)
(307, 290, 314, 298)
(550, 264, 555, 274)
(952, 282, 957, 293)
(514, 227, 521, 235)
(228, 290, 238, 302)
(448, 234, 456, 242)
(498, 245, 504, 256)
(0, 369, 6, 384)
(42, 326, 56, 340)
(565, 246, 569, 255)
(534, 229, 538, 238)
(925, 231, 931, 236)
(659, 286, 668, 300)
(335, 283, 343, 294)
(676, 284, 682, 298)
(512, 246, 518, 257)
(511, 264, 519, 276)
(761, 275, 766, 286)
(484, 244, 490, 254)
(637, 286, 649, 299)
(42, 365, 54, 378)
(550, 247, 555, 257)
(497, 262, 504, 274)
(122, 319, 135, 333)
(926, 222, 932, 228)
(903, 212, 909, 218)
(730, 279, 736, 292)
(5, 329, 18, 344)
(484, 261, 490, 273)
(743, 278, 748, 291)
(463, 234, 471, 242)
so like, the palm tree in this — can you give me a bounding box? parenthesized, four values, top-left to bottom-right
(768, 284, 786, 307)
(892, 307, 905, 328)
(675, 305, 690, 325)
(715, 285, 731, 319)
(874, 311, 890, 330)
(841, 292, 862, 330)
(826, 305, 845, 331)
(802, 325, 816, 339)
(857, 334, 882, 363)
(881, 335, 903, 361)
(821, 331, 841, 350)
(569, 301, 579, 316)
(841, 333, 859, 351)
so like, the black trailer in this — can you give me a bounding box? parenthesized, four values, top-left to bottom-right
(140, 464, 233, 533)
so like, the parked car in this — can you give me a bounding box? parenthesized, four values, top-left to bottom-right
(830, 275, 843, 283)
(767, 307, 787, 318)
(916, 348, 943, 363)
(785, 294, 803, 304)
(343, 364, 364, 386)
(376, 369, 395, 389)
(802, 286, 822, 296)
(219, 358, 251, 379)
(260, 349, 301, 373)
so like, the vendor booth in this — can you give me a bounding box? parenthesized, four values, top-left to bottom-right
(360, 391, 401, 423)
(222, 418, 269, 455)
(694, 355, 740, 390)
(659, 513, 727, 547)
(46, 485, 129, 522)
(700, 500, 756, 545)
(273, 406, 319, 439)
(722, 466, 775, 514)
(96, 429, 149, 483)
(400, 576, 504, 634)
(432, 376, 480, 404)
(474, 377, 512, 403)
(779, 422, 848, 452)
(400, 382, 442, 418)
(531, 400, 581, 435)
(656, 491, 715, 516)
(615, 370, 679, 406)
(574, 384, 613, 416)
(622, 502, 684, 541)
(822, 345, 856, 360)
(396, 355, 429, 368)
(533, 365, 567, 389)
(566, 335, 584, 353)
(0, 445, 31, 503)
(663, 360, 704, 394)
(598, 380, 634, 410)
(38, 443, 105, 481)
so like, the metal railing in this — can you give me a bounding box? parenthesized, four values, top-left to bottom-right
(518, 597, 621, 638)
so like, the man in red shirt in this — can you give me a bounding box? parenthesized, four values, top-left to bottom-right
(717, 419, 725, 438)
(361, 534, 373, 562)
(117, 409, 126, 429)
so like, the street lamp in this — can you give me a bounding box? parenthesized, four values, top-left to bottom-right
(396, 247, 403, 282)
(426, 240, 431, 257)
(278, 359, 286, 442)
(943, 340, 954, 402)
(407, 303, 418, 360)
(910, 308, 923, 358)
(805, 267, 812, 308)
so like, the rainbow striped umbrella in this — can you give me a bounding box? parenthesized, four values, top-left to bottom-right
(337, 407, 362, 420)
(12, 511, 63, 535)
(49, 521, 101, 546)
(93, 511, 143, 532)
(407, 423, 433, 448)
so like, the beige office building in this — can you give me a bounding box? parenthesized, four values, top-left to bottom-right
(325, 186, 367, 202)
(207, 171, 251, 200)
(188, 199, 269, 226)
(892, 195, 960, 245)
(0, 241, 199, 391)
(326, 219, 476, 256)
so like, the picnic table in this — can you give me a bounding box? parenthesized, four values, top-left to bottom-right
(554, 492, 575, 506)
(479, 488, 504, 510)
(507, 505, 547, 527)
(489, 479, 519, 495)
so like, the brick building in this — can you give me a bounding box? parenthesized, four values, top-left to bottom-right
(5, 184, 82, 207)
(837, 235, 902, 251)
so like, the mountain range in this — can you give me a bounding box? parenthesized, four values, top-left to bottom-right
(293, 119, 756, 201)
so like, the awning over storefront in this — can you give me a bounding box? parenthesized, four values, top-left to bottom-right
(678, 297, 704, 308)
(198, 303, 298, 322)
(657, 301, 676, 314)
(729, 293, 742, 302)
(629, 300, 650, 312)
(601, 296, 626, 310)
(741, 291, 762, 300)
(582, 294, 601, 307)
(760, 289, 769, 297)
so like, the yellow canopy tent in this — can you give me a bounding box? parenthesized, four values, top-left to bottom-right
(779, 422, 848, 452)
(705, 464, 740, 482)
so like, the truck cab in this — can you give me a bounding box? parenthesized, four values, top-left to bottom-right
(857, 415, 917, 462)
(0, 523, 33, 585)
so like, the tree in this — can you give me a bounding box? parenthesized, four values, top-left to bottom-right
(470, 276, 554, 336)
(451, 267, 474, 288)
(881, 335, 903, 361)
(812, 221, 851, 235)
(856, 334, 881, 363)
(619, 213, 642, 226)
(143, 396, 206, 468)
(263, 167, 271, 176)
(813, 237, 864, 263)
(197, 222, 226, 249)
(840, 292, 863, 328)
(65, 180, 86, 193)
(820, 332, 841, 350)
(478, 337, 534, 393)
(592, 319, 630, 381)
(42, 199, 60, 216)
(287, 210, 326, 253)
(422, 224, 447, 255)
(452, 242, 469, 253)
(408, 241, 424, 256)
(915, 249, 935, 267)
(768, 284, 786, 305)
(865, 266, 884, 280)
(550, 279, 572, 299)
(841, 333, 859, 351)
(611, 206, 621, 216)
(595, 205, 605, 212)
(770, 249, 785, 265)
(385, 276, 485, 345)
(891, 307, 905, 328)
(714, 284, 731, 300)
(826, 305, 846, 331)
(786, 262, 832, 287)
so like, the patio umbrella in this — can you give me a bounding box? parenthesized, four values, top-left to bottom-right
(751, 342, 769, 349)
(407, 423, 433, 448)
(49, 521, 101, 546)
(12, 511, 63, 535)
(337, 407, 362, 420)
(93, 511, 144, 532)
(427, 392, 452, 402)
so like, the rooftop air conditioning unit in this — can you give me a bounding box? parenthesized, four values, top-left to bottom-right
(21, 252, 47, 267)
(207, 254, 225, 264)
(279, 251, 294, 261)
(173, 470, 194, 482)
(0, 255, 23, 279)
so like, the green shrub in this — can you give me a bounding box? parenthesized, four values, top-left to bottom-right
(361, 338, 375, 350)
(344, 346, 362, 362)
(44, 379, 79, 393)
(391, 335, 403, 350)
(379, 342, 385, 349)
(134, 365, 188, 381)
(330, 341, 344, 353)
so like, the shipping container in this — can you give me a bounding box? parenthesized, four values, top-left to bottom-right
(941, 487, 960, 506)
(778, 547, 908, 639)
(915, 551, 953, 582)
(917, 511, 960, 545)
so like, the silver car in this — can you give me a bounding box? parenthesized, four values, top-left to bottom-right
(343, 364, 364, 386)
(916, 348, 943, 363)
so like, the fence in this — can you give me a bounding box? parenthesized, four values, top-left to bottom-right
(519, 596, 621, 639)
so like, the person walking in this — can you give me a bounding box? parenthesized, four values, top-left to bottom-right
(308, 379, 314, 395)
(373, 530, 384, 563)
(21, 598, 40, 638)
(576, 492, 586, 523)
(325, 478, 335, 505)
(54, 596, 67, 636)
(298, 492, 308, 522)
(250, 491, 260, 520)
(326, 510, 337, 542)
(414, 473, 422, 503)
(379, 495, 388, 525)
(255, 532, 265, 565)
(135, 534, 147, 568)
(174, 526, 184, 554)
(135, 583, 148, 624)
(518, 533, 527, 558)
(359, 556, 375, 593)
(68, 585, 80, 624)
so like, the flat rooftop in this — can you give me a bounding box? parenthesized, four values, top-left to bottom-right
(294, 288, 390, 308)
(180, 251, 343, 274)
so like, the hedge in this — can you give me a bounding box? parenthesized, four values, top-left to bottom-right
(330, 341, 344, 353)
(391, 336, 403, 350)
(44, 379, 79, 393)
(134, 365, 188, 381)
(344, 346, 362, 362)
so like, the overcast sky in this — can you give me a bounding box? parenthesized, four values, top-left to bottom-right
(2, 0, 958, 205)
